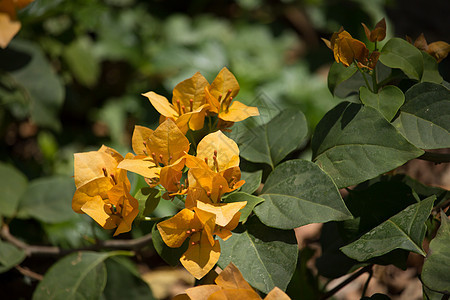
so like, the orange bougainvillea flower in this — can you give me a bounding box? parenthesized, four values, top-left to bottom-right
(322, 28, 370, 68)
(0, 0, 34, 48)
(407, 33, 450, 63)
(72, 146, 139, 236)
(118, 119, 190, 195)
(180, 263, 291, 300)
(361, 18, 386, 42)
(143, 72, 210, 133)
(157, 208, 220, 279)
(204, 68, 259, 124)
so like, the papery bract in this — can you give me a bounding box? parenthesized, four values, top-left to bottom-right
(362, 18, 386, 42)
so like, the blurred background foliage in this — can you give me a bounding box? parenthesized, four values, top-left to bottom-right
(1, 0, 450, 298)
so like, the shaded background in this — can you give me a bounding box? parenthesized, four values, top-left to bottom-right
(1, 0, 449, 299)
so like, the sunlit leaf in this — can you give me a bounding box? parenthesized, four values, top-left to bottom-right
(421, 51, 443, 84)
(359, 85, 404, 121)
(380, 38, 423, 80)
(224, 192, 264, 223)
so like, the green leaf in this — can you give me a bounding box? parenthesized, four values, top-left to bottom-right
(240, 170, 262, 194)
(223, 192, 264, 223)
(17, 176, 76, 224)
(421, 51, 443, 84)
(135, 187, 161, 219)
(218, 216, 298, 294)
(327, 62, 358, 95)
(0, 240, 26, 273)
(254, 159, 352, 229)
(151, 220, 188, 266)
(421, 211, 450, 294)
(63, 37, 100, 88)
(103, 257, 155, 300)
(379, 38, 424, 80)
(0, 162, 28, 218)
(238, 109, 308, 169)
(340, 196, 435, 262)
(33, 251, 132, 300)
(393, 82, 450, 149)
(359, 85, 405, 121)
(312, 102, 424, 188)
(9, 40, 65, 131)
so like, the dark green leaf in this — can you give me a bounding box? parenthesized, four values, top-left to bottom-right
(239, 109, 308, 169)
(0, 162, 28, 218)
(33, 251, 131, 300)
(240, 170, 262, 194)
(359, 85, 404, 121)
(135, 187, 161, 219)
(393, 82, 450, 149)
(151, 220, 188, 266)
(421, 51, 443, 84)
(103, 257, 155, 300)
(312, 102, 423, 188)
(223, 192, 264, 223)
(254, 159, 352, 229)
(421, 211, 450, 294)
(379, 38, 423, 80)
(0, 240, 26, 273)
(218, 216, 298, 294)
(328, 62, 358, 95)
(17, 176, 76, 224)
(340, 196, 435, 261)
(9, 40, 65, 131)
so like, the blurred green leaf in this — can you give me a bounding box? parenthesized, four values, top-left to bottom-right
(223, 192, 264, 223)
(33, 251, 132, 300)
(421, 211, 450, 294)
(103, 257, 155, 300)
(238, 109, 308, 169)
(379, 38, 423, 81)
(17, 176, 75, 224)
(393, 82, 450, 149)
(63, 37, 100, 87)
(8, 40, 65, 131)
(239, 170, 262, 194)
(340, 196, 435, 261)
(359, 85, 404, 121)
(255, 159, 352, 229)
(312, 102, 423, 188)
(218, 216, 298, 294)
(0, 240, 26, 273)
(0, 162, 28, 218)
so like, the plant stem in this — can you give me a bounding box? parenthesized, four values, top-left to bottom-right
(354, 60, 372, 92)
(320, 265, 373, 300)
(371, 65, 378, 92)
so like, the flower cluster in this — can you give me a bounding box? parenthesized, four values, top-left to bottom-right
(0, 0, 34, 48)
(72, 67, 259, 278)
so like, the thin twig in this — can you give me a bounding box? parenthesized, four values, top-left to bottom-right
(320, 265, 373, 300)
(361, 267, 373, 297)
(15, 265, 44, 281)
(0, 225, 152, 257)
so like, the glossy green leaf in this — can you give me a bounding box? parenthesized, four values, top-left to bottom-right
(312, 102, 424, 188)
(9, 40, 65, 131)
(135, 187, 161, 219)
(359, 85, 404, 121)
(421, 211, 450, 294)
(151, 220, 188, 266)
(33, 251, 132, 300)
(379, 38, 423, 80)
(254, 159, 352, 229)
(340, 196, 435, 261)
(421, 51, 443, 84)
(17, 176, 76, 224)
(0, 240, 26, 273)
(393, 82, 450, 149)
(0, 162, 28, 218)
(239, 109, 308, 169)
(223, 192, 264, 223)
(218, 216, 298, 294)
(240, 170, 262, 194)
(103, 257, 155, 300)
(328, 62, 358, 95)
